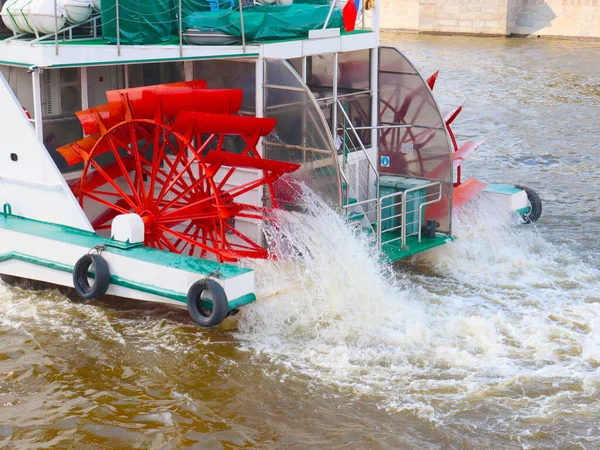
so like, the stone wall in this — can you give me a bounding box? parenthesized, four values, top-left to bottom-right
(512, 0, 600, 38)
(376, 0, 600, 38)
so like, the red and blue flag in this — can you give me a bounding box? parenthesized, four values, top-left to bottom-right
(343, 0, 359, 32)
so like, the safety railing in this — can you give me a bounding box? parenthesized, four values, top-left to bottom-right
(375, 181, 442, 251)
(1, 0, 373, 58)
(336, 99, 379, 223)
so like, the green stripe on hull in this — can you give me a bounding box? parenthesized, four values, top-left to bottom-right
(484, 184, 523, 195)
(0, 213, 250, 279)
(0, 251, 255, 311)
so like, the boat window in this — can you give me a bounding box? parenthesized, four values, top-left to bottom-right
(306, 50, 372, 149)
(193, 59, 256, 114)
(263, 58, 341, 209)
(1, 66, 34, 115)
(40, 68, 84, 173)
(127, 62, 184, 88)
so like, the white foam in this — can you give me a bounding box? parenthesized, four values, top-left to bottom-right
(236, 187, 600, 427)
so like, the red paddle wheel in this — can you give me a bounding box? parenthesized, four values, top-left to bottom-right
(57, 81, 300, 262)
(379, 69, 485, 204)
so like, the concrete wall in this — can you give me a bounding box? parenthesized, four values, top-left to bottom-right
(377, 0, 600, 38)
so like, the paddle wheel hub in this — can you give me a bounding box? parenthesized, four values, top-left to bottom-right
(57, 81, 300, 262)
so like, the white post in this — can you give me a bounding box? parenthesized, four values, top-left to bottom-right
(116, 0, 121, 56)
(80, 67, 89, 110)
(301, 56, 307, 82)
(124, 65, 130, 88)
(331, 52, 338, 139)
(31, 70, 43, 142)
(184, 61, 193, 81)
(53, 0, 58, 56)
(255, 54, 265, 244)
(372, 0, 380, 41)
(239, 3, 246, 53)
(178, 0, 183, 57)
(370, 46, 379, 201)
(255, 54, 264, 155)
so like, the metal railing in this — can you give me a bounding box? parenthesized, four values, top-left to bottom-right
(375, 181, 442, 251)
(336, 99, 379, 222)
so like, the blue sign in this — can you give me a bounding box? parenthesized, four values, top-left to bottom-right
(380, 156, 390, 167)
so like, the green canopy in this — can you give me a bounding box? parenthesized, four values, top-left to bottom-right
(101, 0, 174, 45)
(183, 4, 343, 42)
(101, 0, 343, 45)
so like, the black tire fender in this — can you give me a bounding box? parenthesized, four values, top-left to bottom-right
(516, 185, 542, 224)
(187, 279, 229, 328)
(73, 254, 111, 300)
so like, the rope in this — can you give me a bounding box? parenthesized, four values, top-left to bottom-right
(87, 245, 106, 256)
(206, 267, 223, 279)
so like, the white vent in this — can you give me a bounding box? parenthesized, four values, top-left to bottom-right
(42, 68, 81, 117)
(44, 70, 53, 116)
(346, 152, 370, 202)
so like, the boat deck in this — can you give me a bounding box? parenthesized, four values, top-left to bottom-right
(0, 30, 375, 68)
(0, 210, 255, 310)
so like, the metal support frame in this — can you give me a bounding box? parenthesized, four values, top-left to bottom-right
(255, 53, 265, 158)
(375, 181, 442, 251)
(53, 0, 59, 56)
(184, 61, 194, 81)
(116, 0, 121, 56)
(370, 46, 379, 199)
(331, 52, 338, 139)
(337, 99, 379, 205)
(239, 4, 246, 53)
(80, 67, 89, 110)
(31, 69, 43, 141)
(179, 0, 184, 57)
(301, 57, 307, 83)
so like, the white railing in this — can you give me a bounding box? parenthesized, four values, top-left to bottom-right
(376, 181, 442, 251)
(336, 99, 379, 224)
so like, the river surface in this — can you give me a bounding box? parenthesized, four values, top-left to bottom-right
(1, 33, 600, 449)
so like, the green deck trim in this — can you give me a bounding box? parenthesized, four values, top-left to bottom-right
(37, 29, 373, 47)
(0, 60, 33, 68)
(0, 251, 254, 311)
(0, 213, 251, 279)
(381, 233, 453, 262)
(484, 184, 522, 195)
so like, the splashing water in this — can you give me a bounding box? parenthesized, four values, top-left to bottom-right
(237, 188, 600, 443)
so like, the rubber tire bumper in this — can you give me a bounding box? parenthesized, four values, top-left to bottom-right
(73, 254, 110, 300)
(518, 186, 542, 224)
(187, 279, 229, 328)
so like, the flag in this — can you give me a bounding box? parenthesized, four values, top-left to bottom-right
(343, 0, 357, 32)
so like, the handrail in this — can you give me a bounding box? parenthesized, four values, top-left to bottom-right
(375, 181, 442, 251)
(336, 100, 379, 202)
(417, 186, 443, 243)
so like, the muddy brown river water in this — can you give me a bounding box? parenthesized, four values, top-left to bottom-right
(1, 33, 600, 449)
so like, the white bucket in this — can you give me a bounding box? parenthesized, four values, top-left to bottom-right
(63, 0, 92, 24)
